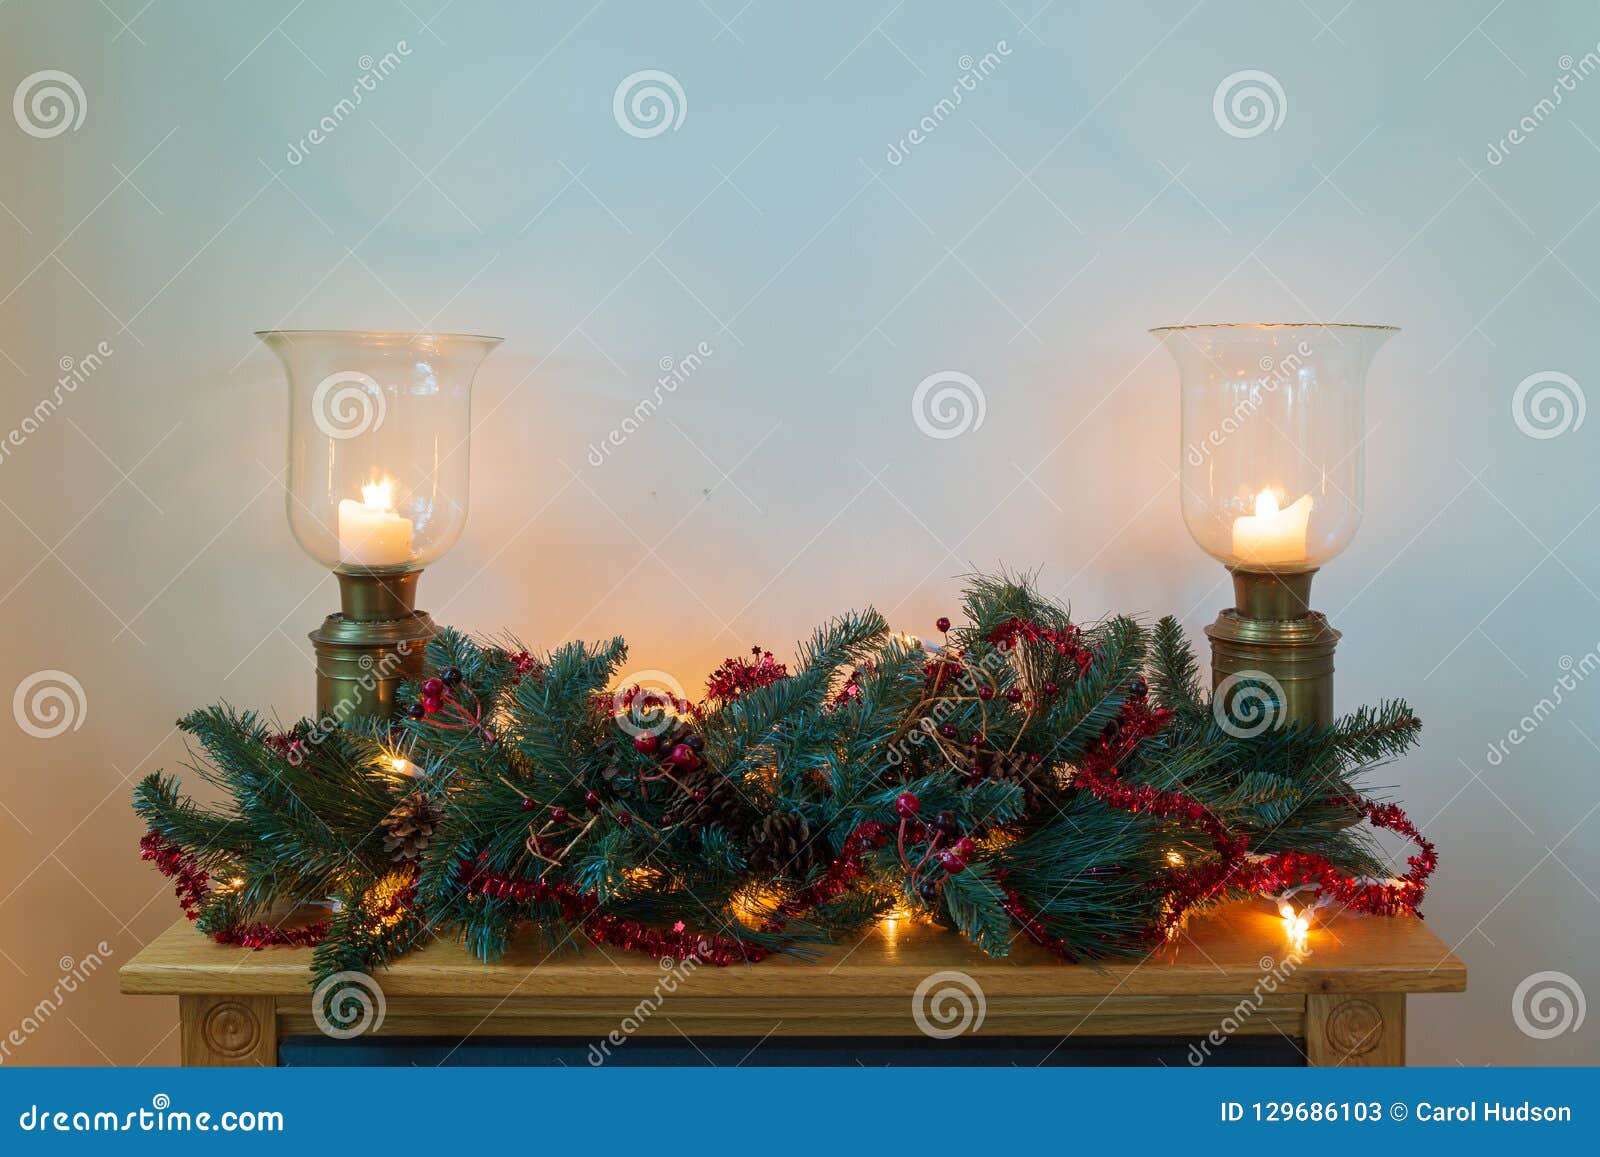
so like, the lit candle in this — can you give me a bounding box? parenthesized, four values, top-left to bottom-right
(338, 478, 414, 567)
(1232, 489, 1312, 567)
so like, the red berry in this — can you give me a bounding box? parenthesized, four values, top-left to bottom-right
(421, 695, 442, 714)
(895, 791, 920, 818)
(1043, 683, 1058, 696)
(519, 797, 536, 812)
(936, 616, 951, 633)
(954, 837, 976, 857)
(615, 811, 633, 827)
(692, 789, 708, 803)
(668, 743, 699, 769)
(939, 850, 968, 874)
(938, 722, 958, 739)
(422, 677, 445, 698)
(550, 806, 569, 823)
(584, 790, 602, 813)
(1005, 687, 1023, 704)
(633, 733, 659, 754)
(977, 686, 994, 701)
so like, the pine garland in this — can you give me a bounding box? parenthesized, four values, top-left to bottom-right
(132, 574, 1436, 987)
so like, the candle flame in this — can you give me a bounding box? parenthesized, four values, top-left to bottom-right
(361, 478, 396, 510)
(1253, 488, 1281, 518)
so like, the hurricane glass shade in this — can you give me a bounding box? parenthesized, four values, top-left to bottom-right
(258, 330, 501, 574)
(1154, 323, 1396, 573)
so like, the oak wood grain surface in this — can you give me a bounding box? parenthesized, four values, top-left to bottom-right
(122, 902, 1466, 1001)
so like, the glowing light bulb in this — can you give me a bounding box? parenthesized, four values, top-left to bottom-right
(882, 902, 911, 924)
(1279, 902, 1310, 953)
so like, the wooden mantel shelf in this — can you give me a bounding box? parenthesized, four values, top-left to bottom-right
(121, 902, 1465, 1067)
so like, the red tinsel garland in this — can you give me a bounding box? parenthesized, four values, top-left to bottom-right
(706, 648, 790, 702)
(776, 821, 890, 915)
(458, 821, 895, 965)
(456, 857, 766, 965)
(139, 831, 329, 949)
(999, 881, 1085, 961)
(1237, 799, 1438, 918)
(1028, 691, 1439, 953)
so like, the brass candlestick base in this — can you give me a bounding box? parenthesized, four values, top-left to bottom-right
(1205, 568, 1340, 728)
(309, 570, 435, 721)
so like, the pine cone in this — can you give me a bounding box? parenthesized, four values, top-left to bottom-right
(668, 766, 752, 835)
(989, 751, 1058, 812)
(744, 811, 824, 878)
(380, 793, 443, 863)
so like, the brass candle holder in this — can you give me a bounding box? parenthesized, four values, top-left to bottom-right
(309, 570, 436, 721)
(1205, 568, 1339, 727)
(1154, 321, 1398, 732)
(259, 329, 502, 721)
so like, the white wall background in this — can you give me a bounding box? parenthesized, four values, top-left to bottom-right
(1, 0, 1596, 1065)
